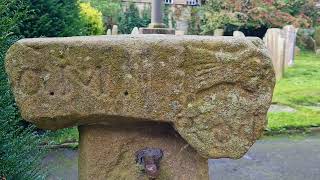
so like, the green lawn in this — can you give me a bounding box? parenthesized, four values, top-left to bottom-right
(48, 52, 320, 144)
(267, 51, 320, 132)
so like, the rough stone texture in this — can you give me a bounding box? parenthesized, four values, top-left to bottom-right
(79, 123, 208, 180)
(5, 35, 275, 159)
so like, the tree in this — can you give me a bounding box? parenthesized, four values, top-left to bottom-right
(87, 0, 122, 29)
(0, 0, 46, 179)
(80, 2, 105, 35)
(200, 0, 318, 36)
(118, 3, 150, 34)
(1, 0, 104, 178)
(18, 0, 87, 38)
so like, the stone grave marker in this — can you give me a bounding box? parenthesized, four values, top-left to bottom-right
(233, 31, 245, 37)
(264, 28, 286, 80)
(5, 35, 275, 179)
(315, 27, 320, 47)
(112, 25, 118, 35)
(214, 29, 224, 36)
(131, 27, 140, 35)
(282, 25, 297, 67)
(106, 29, 112, 35)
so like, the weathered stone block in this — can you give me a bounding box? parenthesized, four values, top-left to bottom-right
(5, 35, 275, 159)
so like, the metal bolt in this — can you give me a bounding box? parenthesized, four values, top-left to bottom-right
(135, 147, 164, 179)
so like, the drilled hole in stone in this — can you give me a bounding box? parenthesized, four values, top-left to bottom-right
(124, 90, 129, 96)
(49, 92, 55, 96)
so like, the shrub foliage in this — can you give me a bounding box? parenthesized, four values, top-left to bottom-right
(118, 3, 150, 34)
(200, 0, 319, 35)
(0, 0, 46, 179)
(1, 0, 103, 179)
(80, 2, 105, 35)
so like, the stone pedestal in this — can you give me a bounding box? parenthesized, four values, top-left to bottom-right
(139, 28, 175, 34)
(79, 123, 208, 180)
(6, 35, 275, 179)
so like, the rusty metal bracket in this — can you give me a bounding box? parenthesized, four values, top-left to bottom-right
(135, 147, 164, 179)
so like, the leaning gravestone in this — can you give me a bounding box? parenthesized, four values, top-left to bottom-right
(264, 28, 286, 80)
(5, 35, 275, 179)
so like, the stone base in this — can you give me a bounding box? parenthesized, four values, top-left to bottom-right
(139, 28, 175, 34)
(78, 123, 208, 180)
(148, 23, 166, 28)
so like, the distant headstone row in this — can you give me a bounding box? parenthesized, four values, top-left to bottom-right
(106, 25, 119, 35)
(263, 25, 297, 80)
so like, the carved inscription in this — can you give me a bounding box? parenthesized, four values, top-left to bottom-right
(18, 66, 113, 97)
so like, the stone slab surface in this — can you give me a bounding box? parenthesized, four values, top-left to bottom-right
(5, 35, 275, 159)
(78, 124, 208, 180)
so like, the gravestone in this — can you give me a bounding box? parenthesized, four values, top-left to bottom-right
(315, 27, 320, 53)
(175, 30, 185, 35)
(295, 46, 301, 56)
(112, 25, 118, 35)
(263, 26, 297, 80)
(316, 49, 320, 56)
(233, 31, 245, 37)
(107, 29, 112, 35)
(131, 27, 140, 35)
(315, 27, 320, 47)
(5, 35, 275, 179)
(282, 25, 297, 67)
(263, 28, 285, 80)
(214, 29, 224, 36)
(296, 28, 316, 51)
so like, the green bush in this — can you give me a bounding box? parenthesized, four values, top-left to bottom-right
(80, 2, 105, 35)
(0, 0, 47, 179)
(1, 0, 101, 178)
(18, 0, 87, 38)
(89, 0, 122, 29)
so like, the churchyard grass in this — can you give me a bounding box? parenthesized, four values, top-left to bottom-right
(267, 51, 320, 133)
(48, 51, 320, 145)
